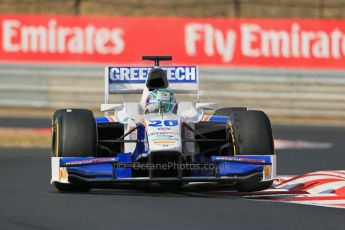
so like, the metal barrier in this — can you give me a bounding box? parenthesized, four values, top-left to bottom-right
(1, 63, 345, 122)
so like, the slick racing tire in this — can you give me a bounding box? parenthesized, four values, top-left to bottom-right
(214, 108, 274, 156)
(52, 108, 97, 157)
(51, 109, 96, 192)
(214, 108, 274, 192)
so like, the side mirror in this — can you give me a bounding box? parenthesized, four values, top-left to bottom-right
(101, 104, 124, 112)
(195, 103, 218, 111)
(190, 103, 218, 123)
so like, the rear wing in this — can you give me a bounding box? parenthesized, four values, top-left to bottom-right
(104, 66, 198, 103)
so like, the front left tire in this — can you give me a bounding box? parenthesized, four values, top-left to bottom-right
(51, 108, 97, 192)
(214, 108, 275, 192)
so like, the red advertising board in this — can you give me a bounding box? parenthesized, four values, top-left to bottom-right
(1, 14, 345, 69)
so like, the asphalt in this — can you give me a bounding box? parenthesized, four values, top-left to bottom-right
(0, 117, 344, 229)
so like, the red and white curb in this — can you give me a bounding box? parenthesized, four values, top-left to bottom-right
(268, 171, 345, 209)
(210, 170, 345, 209)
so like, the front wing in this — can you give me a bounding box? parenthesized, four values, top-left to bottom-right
(51, 154, 276, 185)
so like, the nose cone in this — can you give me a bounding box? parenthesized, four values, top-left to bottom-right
(144, 115, 182, 153)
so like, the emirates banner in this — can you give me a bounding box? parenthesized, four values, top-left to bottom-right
(1, 14, 345, 69)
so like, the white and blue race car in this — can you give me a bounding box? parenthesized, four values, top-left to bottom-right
(51, 56, 276, 192)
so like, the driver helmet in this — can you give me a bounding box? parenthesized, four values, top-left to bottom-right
(145, 88, 177, 114)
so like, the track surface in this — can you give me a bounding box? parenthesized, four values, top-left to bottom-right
(0, 117, 344, 229)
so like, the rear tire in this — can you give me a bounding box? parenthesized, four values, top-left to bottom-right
(51, 109, 96, 192)
(214, 108, 274, 192)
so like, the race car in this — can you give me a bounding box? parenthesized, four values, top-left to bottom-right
(51, 56, 276, 192)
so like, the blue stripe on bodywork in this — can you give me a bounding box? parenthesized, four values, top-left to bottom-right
(68, 164, 114, 178)
(61, 154, 132, 178)
(208, 115, 229, 123)
(218, 163, 263, 176)
(95, 117, 109, 123)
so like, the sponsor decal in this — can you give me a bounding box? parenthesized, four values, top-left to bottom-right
(108, 66, 197, 83)
(153, 140, 177, 145)
(151, 136, 179, 144)
(2, 18, 124, 56)
(184, 21, 345, 68)
(2, 15, 345, 68)
(213, 156, 266, 164)
(151, 134, 177, 139)
(157, 127, 171, 131)
(148, 131, 178, 136)
(63, 157, 116, 166)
